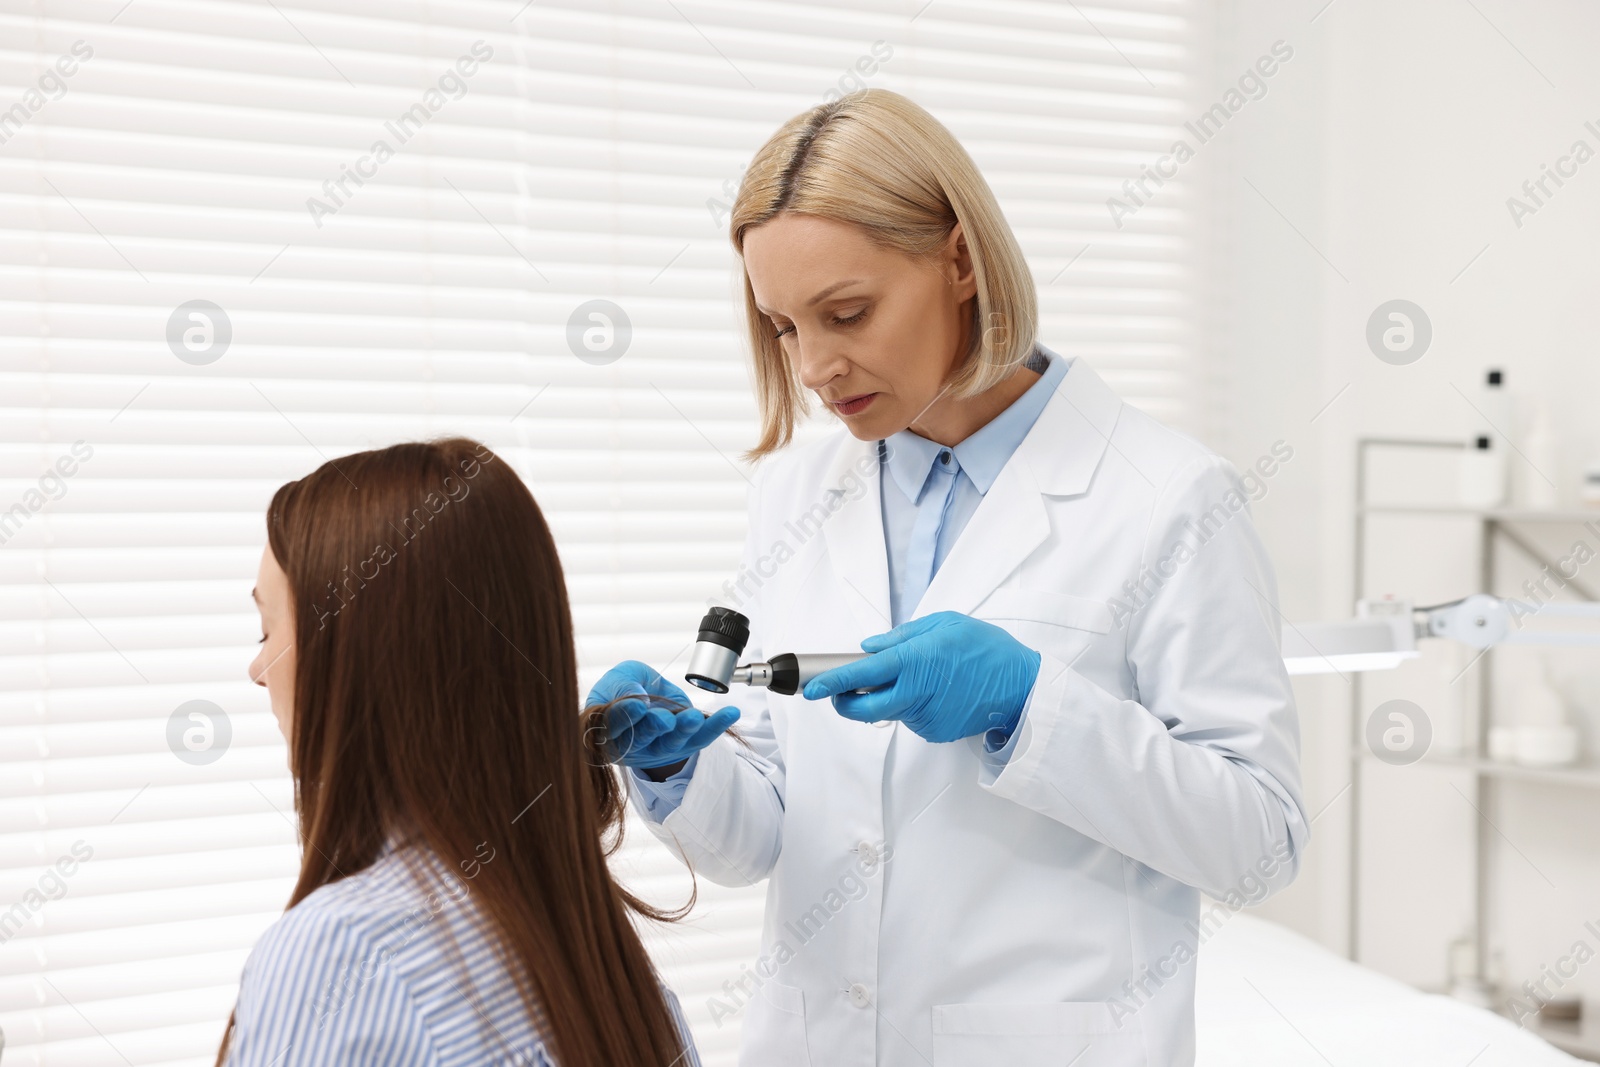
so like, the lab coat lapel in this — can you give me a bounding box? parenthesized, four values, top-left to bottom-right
(812, 355, 1125, 632)
(818, 434, 895, 638)
(914, 355, 1124, 619)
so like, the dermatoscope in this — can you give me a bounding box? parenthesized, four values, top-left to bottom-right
(683, 606, 877, 696)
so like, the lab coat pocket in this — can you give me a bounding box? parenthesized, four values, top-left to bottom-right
(974, 590, 1114, 633)
(973, 590, 1115, 672)
(930, 1001, 1143, 1067)
(738, 980, 813, 1067)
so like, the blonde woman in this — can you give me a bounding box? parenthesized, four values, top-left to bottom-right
(587, 90, 1307, 1067)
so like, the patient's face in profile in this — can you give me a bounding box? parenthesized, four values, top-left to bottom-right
(249, 546, 296, 743)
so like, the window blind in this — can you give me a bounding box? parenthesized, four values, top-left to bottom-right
(0, 0, 1209, 1063)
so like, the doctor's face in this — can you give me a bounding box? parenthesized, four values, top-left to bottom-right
(741, 212, 978, 441)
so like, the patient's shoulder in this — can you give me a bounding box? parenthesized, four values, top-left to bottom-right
(241, 857, 419, 979)
(231, 845, 510, 1060)
(246, 844, 472, 980)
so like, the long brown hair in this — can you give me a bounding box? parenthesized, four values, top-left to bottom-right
(217, 437, 693, 1066)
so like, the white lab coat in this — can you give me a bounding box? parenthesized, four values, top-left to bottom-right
(630, 353, 1307, 1067)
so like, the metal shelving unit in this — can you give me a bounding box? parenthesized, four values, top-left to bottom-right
(1350, 437, 1600, 1061)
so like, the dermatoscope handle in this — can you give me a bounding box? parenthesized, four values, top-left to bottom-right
(742, 651, 876, 696)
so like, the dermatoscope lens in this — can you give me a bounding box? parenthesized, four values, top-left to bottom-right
(684, 606, 750, 694)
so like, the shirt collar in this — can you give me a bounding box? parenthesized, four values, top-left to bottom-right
(882, 343, 1069, 500)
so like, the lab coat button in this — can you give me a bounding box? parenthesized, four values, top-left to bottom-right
(855, 840, 878, 866)
(849, 983, 871, 1008)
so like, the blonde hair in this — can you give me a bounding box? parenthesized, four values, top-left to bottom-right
(730, 88, 1038, 463)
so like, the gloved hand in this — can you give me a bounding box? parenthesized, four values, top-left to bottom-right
(585, 659, 740, 770)
(801, 611, 1041, 744)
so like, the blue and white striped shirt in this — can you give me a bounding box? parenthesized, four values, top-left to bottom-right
(226, 837, 701, 1066)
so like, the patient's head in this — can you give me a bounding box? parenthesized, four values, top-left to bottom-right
(248, 439, 516, 748)
(249, 436, 591, 859)
(240, 436, 692, 1065)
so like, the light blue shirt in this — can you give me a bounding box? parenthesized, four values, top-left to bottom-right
(226, 836, 701, 1066)
(633, 344, 1069, 819)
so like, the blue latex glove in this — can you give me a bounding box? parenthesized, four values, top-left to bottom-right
(801, 611, 1041, 744)
(585, 659, 740, 770)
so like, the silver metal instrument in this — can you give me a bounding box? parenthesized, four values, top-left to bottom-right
(684, 607, 874, 696)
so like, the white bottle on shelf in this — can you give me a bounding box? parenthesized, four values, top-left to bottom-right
(1480, 367, 1511, 432)
(1459, 368, 1508, 508)
(1459, 434, 1507, 508)
(1515, 406, 1560, 511)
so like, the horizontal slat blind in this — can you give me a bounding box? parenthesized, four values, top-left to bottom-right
(0, 0, 1205, 1063)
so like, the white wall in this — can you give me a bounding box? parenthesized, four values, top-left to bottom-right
(1214, 0, 1600, 1004)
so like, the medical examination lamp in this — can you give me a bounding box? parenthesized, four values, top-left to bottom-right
(1283, 595, 1600, 675)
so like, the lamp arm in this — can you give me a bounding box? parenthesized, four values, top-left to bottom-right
(1422, 594, 1600, 648)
